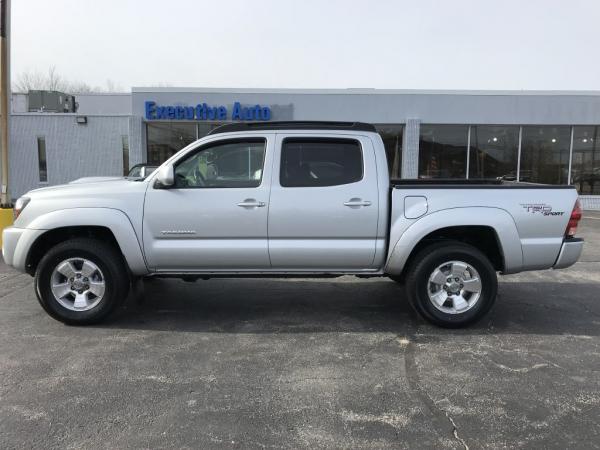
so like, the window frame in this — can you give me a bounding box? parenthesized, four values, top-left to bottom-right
(278, 137, 364, 188)
(171, 137, 268, 189)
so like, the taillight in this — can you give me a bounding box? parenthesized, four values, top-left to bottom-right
(565, 199, 582, 238)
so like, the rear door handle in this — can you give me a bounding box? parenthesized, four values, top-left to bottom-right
(344, 199, 372, 207)
(237, 199, 266, 208)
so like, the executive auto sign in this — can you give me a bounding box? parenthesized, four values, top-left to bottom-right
(144, 101, 272, 121)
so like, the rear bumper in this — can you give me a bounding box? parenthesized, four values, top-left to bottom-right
(553, 238, 584, 270)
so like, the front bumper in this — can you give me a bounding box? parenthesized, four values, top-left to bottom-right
(553, 238, 584, 270)
(2, 227, 45, 272)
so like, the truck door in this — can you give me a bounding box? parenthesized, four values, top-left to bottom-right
(268, 134, 379, 270)
(142, 135, 273, 271)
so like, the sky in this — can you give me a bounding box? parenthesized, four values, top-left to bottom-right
(10, 0, 600, 91)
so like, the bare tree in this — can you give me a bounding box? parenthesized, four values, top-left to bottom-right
(105, 79, 124, 93)
(12, 67, 127, 93)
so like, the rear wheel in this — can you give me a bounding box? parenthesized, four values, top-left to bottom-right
(35, 238, 129, 325)
(405, 242, 497, 328)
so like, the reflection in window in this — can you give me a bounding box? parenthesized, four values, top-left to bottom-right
(520, 126, 570, 184)
(419, 125, 468, 178)
(572, 126, 600, 194)
(175, 139, 266, 188)
(37, 137, 47, 182)
(374, 125, 403, 178)
(469, 126, 519, 180)
(147, 122, 197, 165)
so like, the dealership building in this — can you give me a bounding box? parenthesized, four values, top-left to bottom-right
(7, 87, 600, 209)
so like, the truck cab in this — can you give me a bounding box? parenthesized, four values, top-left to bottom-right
(143, 124, 388, 273)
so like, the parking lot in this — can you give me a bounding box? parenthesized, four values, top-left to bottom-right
(0, 213, 598, 449)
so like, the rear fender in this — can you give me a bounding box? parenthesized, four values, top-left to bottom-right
(385, 207, 523, 275)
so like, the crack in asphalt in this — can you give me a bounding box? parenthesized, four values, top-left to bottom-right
(403, 318, 469, 450)
(446, 414, 469, 450)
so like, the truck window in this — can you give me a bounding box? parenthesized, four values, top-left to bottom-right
(174, 139, 266, 188)
(280, 138, 363, 187)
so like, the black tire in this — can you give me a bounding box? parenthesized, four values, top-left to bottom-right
(405, 242, 497, 328)
(35, 238, 130, 325)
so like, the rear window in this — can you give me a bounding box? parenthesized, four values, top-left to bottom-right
(280, 138, 363, 187)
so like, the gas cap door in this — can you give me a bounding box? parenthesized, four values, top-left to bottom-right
(404, 196, 428, 219)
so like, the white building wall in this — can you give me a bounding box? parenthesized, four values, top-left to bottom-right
(9, 114, 130, 198)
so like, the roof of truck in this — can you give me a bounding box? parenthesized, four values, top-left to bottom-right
(207, 121, 377, 135)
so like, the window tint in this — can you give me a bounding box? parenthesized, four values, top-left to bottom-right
(469, 125, 519, 180)
(147, 122, 197, 165)
(419, 125, 469, 179)
(520, 126, 570, 184)
(174, 139, 266, 188)
(280, 138, 363, 187)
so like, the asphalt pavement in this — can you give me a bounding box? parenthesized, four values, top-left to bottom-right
(0, 213, 599, 449)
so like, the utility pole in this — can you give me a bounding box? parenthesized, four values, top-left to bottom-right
(0, 0, 10, 207)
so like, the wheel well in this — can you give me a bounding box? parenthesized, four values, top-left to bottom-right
(25, 226, 122, 276)
(397, 225, 505, 280)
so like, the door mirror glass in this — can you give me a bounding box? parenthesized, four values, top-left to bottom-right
(154, 164, 174, 188)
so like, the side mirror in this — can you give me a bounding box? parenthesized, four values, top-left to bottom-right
(154, 164, 175, 188)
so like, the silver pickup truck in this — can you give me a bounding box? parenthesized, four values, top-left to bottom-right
(2, 122, 584, 327)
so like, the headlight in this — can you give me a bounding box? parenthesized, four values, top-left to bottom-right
(13, 197, 30, 220)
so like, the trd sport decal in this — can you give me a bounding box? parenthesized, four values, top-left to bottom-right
(520, 203, 565, 216)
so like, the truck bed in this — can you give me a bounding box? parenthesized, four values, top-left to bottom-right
(387, 179, 579, 275)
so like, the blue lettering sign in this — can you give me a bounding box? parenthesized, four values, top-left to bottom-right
(144, 100, 272, 122)
(231, 102, 242, 120)
(156, 106, 169, 119)
(145, 101, 156, 119)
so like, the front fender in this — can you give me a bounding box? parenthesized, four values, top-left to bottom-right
(25, 208, 148, 276)
(385, 207, 523, 275)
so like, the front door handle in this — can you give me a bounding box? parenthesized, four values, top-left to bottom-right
(237, 199, 266, 208)
(344, 199, 372, 207)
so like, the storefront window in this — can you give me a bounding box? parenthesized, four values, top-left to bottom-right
(519, 126, 570, 184)
(571, 126, 600, 194)
(469, 125, 519, 180)
(374, 125, 403, 178)
(147, 122, 197, 165)
(198, 122, 222, 138)
(419, 125, 468, 178)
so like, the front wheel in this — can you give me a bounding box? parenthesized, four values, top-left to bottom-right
(35, 238, 130, 325)
(405, 242, 497, 328)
